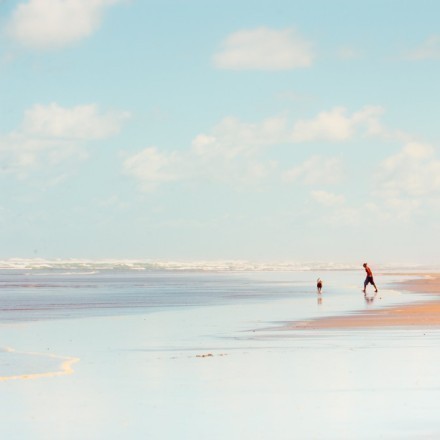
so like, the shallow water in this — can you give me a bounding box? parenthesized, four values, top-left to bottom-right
(1, 269, 439, 439)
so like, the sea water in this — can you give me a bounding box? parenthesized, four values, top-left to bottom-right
(1, 262, 440, 439)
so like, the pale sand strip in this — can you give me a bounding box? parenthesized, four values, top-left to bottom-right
(284, 273, 440, 330)
(0, 347, 79, 382)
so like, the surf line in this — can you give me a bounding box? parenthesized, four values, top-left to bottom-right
(0, 346, 80, 382)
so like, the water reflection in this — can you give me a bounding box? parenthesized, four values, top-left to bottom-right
(364, 292, 377, 304)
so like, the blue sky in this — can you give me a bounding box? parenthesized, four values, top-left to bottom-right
(0, 0, 439, 264)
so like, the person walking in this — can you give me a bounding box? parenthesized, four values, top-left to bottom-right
(362, 263, 378, 294)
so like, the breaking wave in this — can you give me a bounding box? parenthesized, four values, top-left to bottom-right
(0, 258, 434, 273)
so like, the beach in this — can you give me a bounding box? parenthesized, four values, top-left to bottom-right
(283, 273, 440, 330)
(1, 264, 440, 439)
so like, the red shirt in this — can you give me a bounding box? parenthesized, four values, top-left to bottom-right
(365, 266, 373, 277)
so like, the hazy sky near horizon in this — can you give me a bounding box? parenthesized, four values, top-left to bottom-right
(0, 0, 439, 263)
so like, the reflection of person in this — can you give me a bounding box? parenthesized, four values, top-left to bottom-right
(362, 263, 378, 294)
(364, 291, 377, 304)
(317, 278, 323, 294)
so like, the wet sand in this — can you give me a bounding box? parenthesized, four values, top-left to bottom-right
(390, 273, 440, 294)
(2, 270, 440, 439)
(284, 273, 440, 330)
(0, 347, 79, 382)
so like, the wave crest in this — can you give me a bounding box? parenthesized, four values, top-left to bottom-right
(0, 258, 433, 273)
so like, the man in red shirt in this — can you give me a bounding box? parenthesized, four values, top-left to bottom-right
(363, 263, 378, 294)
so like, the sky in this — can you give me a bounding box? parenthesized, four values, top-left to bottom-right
(0, 0, 439, 264)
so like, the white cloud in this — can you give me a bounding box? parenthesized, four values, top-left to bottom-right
(6, 0, 121, 49)
(123, 146, 278, 193)
(123, 115, 289, 191)
(0, 134, 85, 178)
(192, 115, 288, 159)
(213, 27, 314, 71)
(22, 103, 130, 139)
(311, 190, 345, 206)
(122, 147, 181, 191)
(0, 102, 129, 177)
(376, 142, 440, 199)
(124, 104, 397, 192)
(308, 189, 365, 226)
(291, 106, 384, 142)
(404, 35, 440, 60)
(283, 156, 344, 185)
(309, 142, 440, 224)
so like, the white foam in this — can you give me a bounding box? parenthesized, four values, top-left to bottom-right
(0, 258, 436, 273)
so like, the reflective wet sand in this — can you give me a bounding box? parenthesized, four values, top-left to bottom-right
(1, 270, 440, 439)
(282, 273, 440, 330)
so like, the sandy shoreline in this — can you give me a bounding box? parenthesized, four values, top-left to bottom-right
(284, 273, 440, 330)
